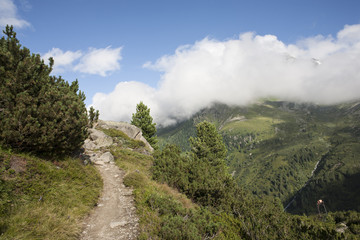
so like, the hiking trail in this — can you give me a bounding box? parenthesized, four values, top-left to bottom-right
(80, 121, 152, 240)
(80, 161, 138, 240)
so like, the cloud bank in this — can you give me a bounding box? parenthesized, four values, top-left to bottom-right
(42, 46, 122, 76)
(92, 24, 360, 126)
(0, 0, 30, 28)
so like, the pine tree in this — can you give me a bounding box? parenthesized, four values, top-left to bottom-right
(131, 101, 157, 148)
(88, 106, 100, 127)
(188, 121, 235, 210)
(94, 109, 99, 122)
(189, 121, 227, 165)
(0, 25, 88, 156)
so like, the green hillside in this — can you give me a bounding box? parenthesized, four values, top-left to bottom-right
(2, 111, 359, 239)
(110, 124, 359, 239)
(0, 149, 102, 239)
(158, 100, 360, 214)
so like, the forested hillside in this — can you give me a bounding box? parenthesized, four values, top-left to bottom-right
(120, 121, 360, 239)
(158, 100, 360, 215)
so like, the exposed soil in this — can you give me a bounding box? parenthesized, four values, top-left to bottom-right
(10, 156, 27, 173)
(80, 162, 138, 240)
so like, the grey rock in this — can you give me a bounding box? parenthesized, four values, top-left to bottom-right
(88, 128, 113, 148)
(97, 120, 153, 152)
(94, 160, 105, 165)
(110, 221, 127, 228)
(90, 154, 99, 163)
(100, 152, 114, 163)
(83, 139, 97, 150)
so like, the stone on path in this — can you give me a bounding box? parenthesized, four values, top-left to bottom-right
(99, 152, 114, 163)
(94, 160, 105, 166)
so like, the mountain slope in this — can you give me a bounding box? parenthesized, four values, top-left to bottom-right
(110, 121, 359, 238)
(0, 149, 102, 239)
(158, 100, 360, 214)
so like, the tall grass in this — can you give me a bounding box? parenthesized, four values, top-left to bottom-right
(0, 149, 102, 239)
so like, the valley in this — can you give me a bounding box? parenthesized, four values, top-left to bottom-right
(158, 100, 360, 215)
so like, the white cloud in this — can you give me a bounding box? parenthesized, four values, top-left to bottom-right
(92, 24, 360, 126)
(42, 46, 122, 76)
(42, 48, 82, 73)
(74, 46, 122, 76)
(92, 81, 156, 122)
(0, 0, 30, 28)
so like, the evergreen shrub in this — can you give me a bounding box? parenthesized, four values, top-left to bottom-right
(0, 26, 88, 156)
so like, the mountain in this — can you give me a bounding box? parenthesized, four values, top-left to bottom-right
(157, 100, 360, 214)
(2, 116, 359, 238)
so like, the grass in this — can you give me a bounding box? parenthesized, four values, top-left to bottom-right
(221, 116, 282, 141)
(111, 146, 200, 238)
(100, 127, 146, 149)
(0, 148, 102, 239)
(109, 129, 237, 239)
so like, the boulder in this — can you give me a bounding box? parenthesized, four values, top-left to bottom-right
(94, 160, 105, 166)
(100, 152, 114, 163)
(83, 139, 97, 150)
(89, 153, 100, 163)
(88, 128, 113, 149)
(97, 120, 153, 151)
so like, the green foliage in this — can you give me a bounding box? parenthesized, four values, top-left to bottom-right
(152, 125, 352, 239)
(115, 149, 225, 239)
(0, 25, 88, 156)
(123, 171, 146, 189)
(88, 106, 100, 127)
(95, 110, 99, 122)
(158, 100, 360, 217)
(157, 118, 196, 151)
(190, 121, 227, 161)
(136, 189, 225, 240)
(330, 211, 360, 235)
(110, 123, 357, 239)
(152, 144, 190, 190)
(154, 121, 236, 211)
(287, 135, 360, 215)
(131, 101, 157, 148)
(188, 121, 235, 210)
(0, 148, 102, 239)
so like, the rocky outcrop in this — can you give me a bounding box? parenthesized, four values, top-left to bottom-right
(81, 120, 153, 166)
(83, 129, 113, 151)
(97, 120, 153, 151)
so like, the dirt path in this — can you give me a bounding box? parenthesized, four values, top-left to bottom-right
(81, 162, 138, 240)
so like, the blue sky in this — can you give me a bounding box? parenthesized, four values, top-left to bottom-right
(1, 0, 360, 126)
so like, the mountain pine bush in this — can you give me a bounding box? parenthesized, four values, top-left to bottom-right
(153, 121, 236, 210)
(0, 25, 88, 156)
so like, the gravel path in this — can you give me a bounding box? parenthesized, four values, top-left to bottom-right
(81, 162, 138, 240)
